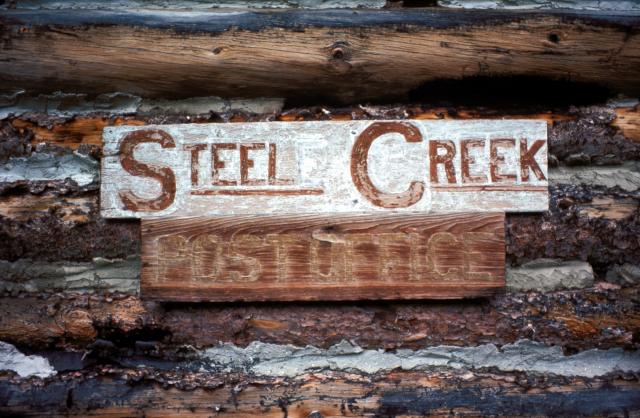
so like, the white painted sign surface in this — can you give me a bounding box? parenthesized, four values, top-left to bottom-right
(101, 120, 548, 218)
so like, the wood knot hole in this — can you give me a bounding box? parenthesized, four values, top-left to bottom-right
(548, 33, 560, 44)
(328, 41, 351, 61)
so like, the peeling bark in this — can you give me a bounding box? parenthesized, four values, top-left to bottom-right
(0, 285, 637, 353)
(507, 184, 640, 271)
(0, 368, 638, 416)
(5, 104, 639, 163)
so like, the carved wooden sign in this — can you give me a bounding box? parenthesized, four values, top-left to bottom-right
(101, 120, 548, 217)
(141, 213, 505, 302)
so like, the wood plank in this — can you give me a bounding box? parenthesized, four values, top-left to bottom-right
(0, 9, 639, 102)
(101, 120, 548, 217)
(140, 212, 505, 302)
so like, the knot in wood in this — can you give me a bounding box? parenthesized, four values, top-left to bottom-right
(327, 42, 352, 74)
(328, 41, 351, 61)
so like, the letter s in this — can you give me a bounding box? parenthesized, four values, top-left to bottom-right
(118, 129, 176, 212)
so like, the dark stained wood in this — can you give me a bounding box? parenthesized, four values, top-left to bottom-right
(0, 10, 639, 102)
(141, 213, 505, 302)
(1, 369, 639, 417)
(1, 286, 639, 352)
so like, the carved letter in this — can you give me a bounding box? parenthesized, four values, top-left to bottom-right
(119, 129, 176, 212)
(226, 235, 263, 282)
(184, 144, 207, 186)
(212, 143, 237, 186)
(240, 143, 267, 186)
(378, 233, 411, 281)
(157, 235, 189, 282)
(520, 139, 547, 181)
(429, 140, 457, 184)
(425, 232, 467, 281)
(490, 138, 516, 182)
(310, 230, 347, 282)
(191, 234, 224, 281)
(268, 143, 294, 185)
(460, 139, 486, 184)
(351, 122, 424, 208)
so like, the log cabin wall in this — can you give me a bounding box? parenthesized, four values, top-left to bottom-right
(0, 0, 639, 416)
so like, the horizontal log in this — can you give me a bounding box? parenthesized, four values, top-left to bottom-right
(0, 193, 139, 262)
(3, 173, 637, 265)
(3, 0, 389, 10)
(0, 194, 92, 222)
(0, 9, 639, 102)
(1, 103, 639, 267)
(0, 182, 637, 269)
(1, 368, 639, 416)
(0, 285, 637, 352)
(6, 105, 639, 164)
(612, 105, 640, 142)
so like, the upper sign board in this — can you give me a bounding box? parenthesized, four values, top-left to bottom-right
(101, 120, 548, 218)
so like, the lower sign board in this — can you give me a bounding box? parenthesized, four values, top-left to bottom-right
(102, 120, 547, 218)
(141, 213, 505, 302)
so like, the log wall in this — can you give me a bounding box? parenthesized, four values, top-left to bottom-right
(0, 1, 639, 416)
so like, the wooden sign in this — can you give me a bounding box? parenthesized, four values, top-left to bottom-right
(141, 213, 505, 302)
(101, 120, 548, 217)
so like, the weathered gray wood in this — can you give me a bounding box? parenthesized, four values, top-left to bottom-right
(101, 120, 548, 217)
(141, 212, 505, 302)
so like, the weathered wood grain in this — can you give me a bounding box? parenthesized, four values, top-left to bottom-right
(1, 369, 639, 417)
(0, 194, 93, 222)
(101, 120, 548, 217)
(0, 10, 639, 102)
(2, 285, 639, 352)
(141, 212, 505, 301)
(613, 106, 640, 142)
(11, 118, 145, 150)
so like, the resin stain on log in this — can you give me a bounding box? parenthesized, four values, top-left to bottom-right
(101, 120, 548, 217)
(141, 213, 505, 301)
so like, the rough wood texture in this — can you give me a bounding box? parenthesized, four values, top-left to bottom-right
(101, 120, 548, 217)
(141, 213, 505, 302)
(0, 194, 92, 222)
(1, 368, 639, 416)
(613, 105, 640, 142)
(1, 285, 637, 352)
(5, 105, 638, 165)
(1, 105, 637, 266)
(11, 118, 145, 150)
(0, 10, 639, 102)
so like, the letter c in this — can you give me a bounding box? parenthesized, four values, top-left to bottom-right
(118, 129, 176, 212)
(351, 122, 424, 208)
